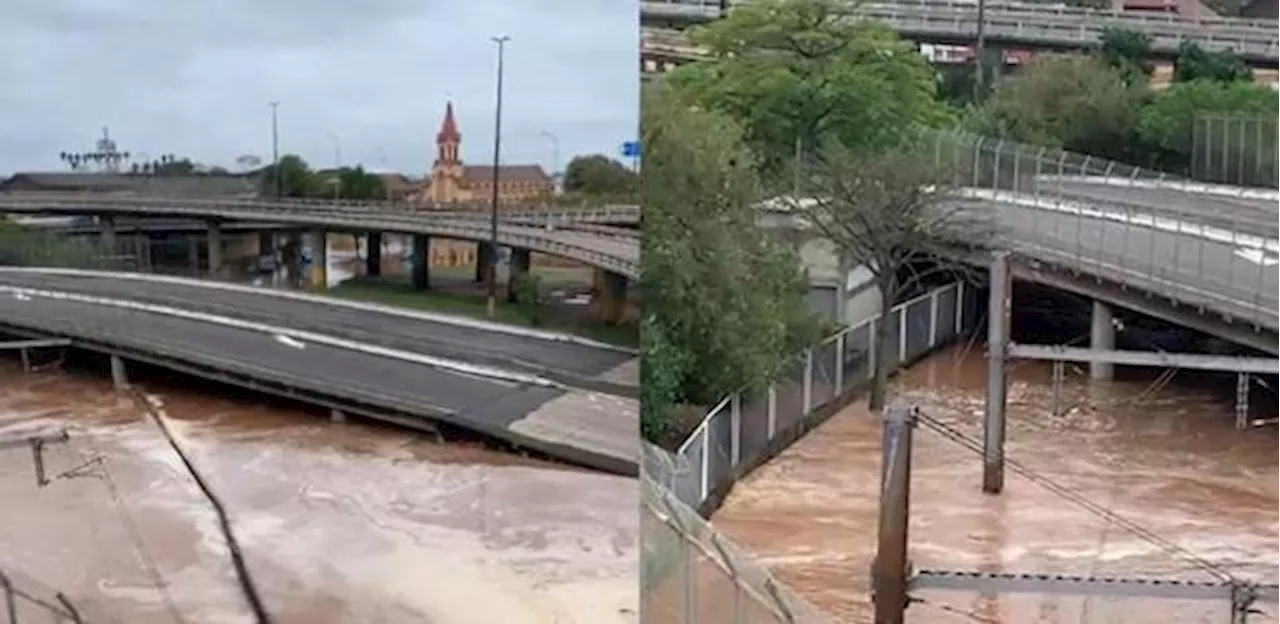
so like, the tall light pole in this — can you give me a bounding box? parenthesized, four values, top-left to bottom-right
(972, 0, 988, 103)
(487, 35, 510, 319)
(269, 101, 281, 198)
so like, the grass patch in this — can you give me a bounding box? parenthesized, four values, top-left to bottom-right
(327, 275, 638, 348)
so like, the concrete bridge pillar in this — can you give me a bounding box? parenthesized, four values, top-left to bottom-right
(207, 220, 223, 279)
(411, 234, 431, 291)
(307, 230, 328, 291)
(282, 232, 302, 288)
(100, 215, 116, 255)
(186, 234, 201, 276)
(366, 232, 383, 277)
(110, 354, 128, 392)
(507, 248, 531, 303)
(258, 231, 274, 255)
(1089, 301, 1116, 380)
(593, 268, 628, 326)
(475, 242, 494, 284)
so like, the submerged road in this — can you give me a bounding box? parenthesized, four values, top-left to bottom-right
(0, 275, 638, 475)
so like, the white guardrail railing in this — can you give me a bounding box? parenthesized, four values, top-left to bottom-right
(650, 280, 979, 509)
(641, 0, 1280, 59)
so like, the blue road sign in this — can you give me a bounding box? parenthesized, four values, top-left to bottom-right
(621, 141, 640, 158)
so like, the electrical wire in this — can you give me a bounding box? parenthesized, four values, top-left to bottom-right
(914, 410, 1238, 584)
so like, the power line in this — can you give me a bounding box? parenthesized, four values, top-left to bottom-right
(914, 410, 1238, 584)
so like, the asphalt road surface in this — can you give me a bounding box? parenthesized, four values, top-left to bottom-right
(0, 271, 635, 389)
(1037, 178, 1279, 232)
(0, 290, 638, 473)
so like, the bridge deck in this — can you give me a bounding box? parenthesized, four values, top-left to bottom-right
(0, 270, 637, 393)
(0, 286, 638, 475)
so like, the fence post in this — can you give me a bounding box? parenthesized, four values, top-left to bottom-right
(928, 288, 940, 346)
(730, 393, 742, 467)
(767, 385, 777, 439)
(872, 402, 917, 624)
(802, 350, 814, 414)
(835, 332, 846, 395)
(699, 427, 710, 503)
(954, 281, 964, 334)
(897, 305, 908, 366)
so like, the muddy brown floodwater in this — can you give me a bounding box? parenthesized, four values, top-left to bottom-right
(0, 362, 637, 624)
(713, 345, 1278, 623)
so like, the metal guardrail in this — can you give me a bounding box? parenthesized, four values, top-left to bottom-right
(641, 0, 1280, 61)
(0, 196, 639, 278)
(653, 282, 978, 509)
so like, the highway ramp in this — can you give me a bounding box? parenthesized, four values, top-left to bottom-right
(0, 287, 638, 475)
(0, 269, 638, 396)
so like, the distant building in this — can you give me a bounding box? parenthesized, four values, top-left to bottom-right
(0, 172, 256, 197)
(414, 102, 553, 205)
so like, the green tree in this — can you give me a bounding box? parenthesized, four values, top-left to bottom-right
(661, 0, 952, 179)
(969, 54, 1147, 162)
(795, 140, 1000, 411)
(258, 154, 313, 198)
(563, 154, 638, 195)
(640, 84, 817, 443)
(336, 166, 386, 200)
(1136, 79, 1277, 171)
(1097, 28, 1155, 86)
(1173, 42, 1253, 83)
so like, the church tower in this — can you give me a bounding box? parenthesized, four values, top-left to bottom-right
(427, 101, 464, 203)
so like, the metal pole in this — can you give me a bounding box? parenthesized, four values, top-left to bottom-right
(487, 35, 509, 319)
(873, 402, 917, 624)
(270, 101, 281, 198)
(972, 0, 988, 102)
(983, 251, 1010, 494)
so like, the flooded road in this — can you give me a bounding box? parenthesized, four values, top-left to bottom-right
(0, 362, 638, 624)
(712, 345, 1278, 623)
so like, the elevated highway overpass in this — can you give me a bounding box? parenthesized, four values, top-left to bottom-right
(0, 193, 640, 280)
(641, 0, 1280, 65)
(0, 268, 639, 475)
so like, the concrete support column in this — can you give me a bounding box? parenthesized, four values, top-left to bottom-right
(207, 220, 223, 279)
(1089, 301, 1116, 380)
(257, 231, 274, 255)
(475, 242, 493, 284)
(110, 354, 128, 392)
(411, 234, 431, 291)
(187, 234, 201, 276)
(307, 230, 328, 291)
(983, 251, 1011, 495)
(100, 215, 116, 255)
(366, 232, 383, 277)
(507, 248, 531, 303)
(594, 268, 628, 326)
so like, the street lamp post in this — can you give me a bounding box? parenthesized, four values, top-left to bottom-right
(269, 101, 281, 198)
(487, 35, 510, 319)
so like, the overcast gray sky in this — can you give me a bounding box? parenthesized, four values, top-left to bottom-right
(0, 0, 639, 177)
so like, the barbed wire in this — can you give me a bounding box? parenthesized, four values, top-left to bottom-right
(913, 409, 1238, 584)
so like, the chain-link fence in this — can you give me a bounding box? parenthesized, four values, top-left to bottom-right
(0, 225, 148, 272)
(641, 443, 833, 624)
(1191, 113, 1279, 189)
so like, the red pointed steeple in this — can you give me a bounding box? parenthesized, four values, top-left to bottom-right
(437, 101, 461, 144)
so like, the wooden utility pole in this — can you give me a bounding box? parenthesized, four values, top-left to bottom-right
(873, 402, 917, 623)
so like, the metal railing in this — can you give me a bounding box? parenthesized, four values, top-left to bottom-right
(1192, 113, 1279, 189)
(927, 130, 1279, 330)
(0, 197, 639, 278)
(657, 281, 978, 510)
(641, 0, 1280, 60)
(642, 443, 833, 624)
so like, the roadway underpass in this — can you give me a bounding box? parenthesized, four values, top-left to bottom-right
(0, 274, 639, 476)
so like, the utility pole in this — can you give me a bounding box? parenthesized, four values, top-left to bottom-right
(269, 101, 281, 198)
(872, 402, 916, 624)
(983, 251, 1011, 494)
(487, 35, 510, 319)
(972, 0, 989, 103)
(540, 130, 560, 189)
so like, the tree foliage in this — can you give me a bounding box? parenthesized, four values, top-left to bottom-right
(662, 0, 952, 178)
(794, 141, 999, 410)
(256, 156, 384, 200)
(1173, 42, 1253, 84)
(259, 154, 313, 197)
(640, 84, 818, 442)
(968, 54, 1148, 162)
(1097, 28, 1155, 85)
(1136, 79, 1278, 170)
(563, 154, 638, 196)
